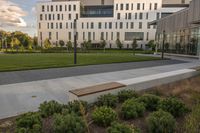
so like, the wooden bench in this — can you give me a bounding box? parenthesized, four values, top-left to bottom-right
(69, 82, 126, 103)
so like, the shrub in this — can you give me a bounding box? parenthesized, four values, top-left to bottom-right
(53, 113, 87, 133)
(121, 99, 145, 120)
(158, 97, 189, 117)
(107, 122, 140, 133)
(97, 94, 118, 108)
(92, 106, 117, 127)
(39, 100, 63, 118)
(184, 104, 200, 133)
(136, 94, 160, 111)
(66, 100, 88, 116)
(118, 90, 138, 102)
(15, 112, 42, 133)
(146, 110, 176, 133)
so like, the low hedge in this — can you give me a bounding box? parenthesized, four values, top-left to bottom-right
(107, 122, 140, 133)
(121, 99, 145, 120)
(146, 110, 176, 133)
(15, 112, 42, 133)
(158, 97, 189, 117)
(92, 106, 117, 127)
(97, 93, 118, 108)
(136, 94, 161, 111)
(118, 90, 138, 103)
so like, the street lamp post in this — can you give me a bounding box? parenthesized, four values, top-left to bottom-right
(74, 19, 77, 64)
(162, 30, 166, 59)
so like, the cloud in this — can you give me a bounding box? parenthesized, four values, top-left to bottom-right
(0, 0, 27, 27)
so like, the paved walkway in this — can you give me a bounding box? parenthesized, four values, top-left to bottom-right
(0, 56, 199, 119)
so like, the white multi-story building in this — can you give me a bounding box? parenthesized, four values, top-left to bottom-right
(36, 0, 189, 49)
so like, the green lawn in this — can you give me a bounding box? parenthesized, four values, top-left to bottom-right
(0, 53, 160, 72)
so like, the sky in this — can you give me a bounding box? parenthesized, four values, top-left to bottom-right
(0, 0, 46, 37)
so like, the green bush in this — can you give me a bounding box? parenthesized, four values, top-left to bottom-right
(184, 104, 200, 133)
(121, 99, 145, 120)
(146, 110, 176, 133)
(107, 122, 140, 133)
(158, 97, 189, 117)
(136, 94, 160, 111)
(118, 90, 138, 102)
(66, 100, 88, 116)
(92, 106, 117, 127)
(15, 112, 42, 133)
(53, 113, 87, 133)
(97, 94, 118, 108)
(39, 100, 63, 118)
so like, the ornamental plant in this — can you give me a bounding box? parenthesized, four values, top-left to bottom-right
(158, 97, 189, 117)
(97, 93, 118, 108)
(136, 94, 161, 111)
(66, 100, 88, 116)
(92, 106, 117, 127)
(118, 90, 138, 103)
(121, 99, 145, 120)
(146, 110, 176, 133)
(107, 122, 140, 133)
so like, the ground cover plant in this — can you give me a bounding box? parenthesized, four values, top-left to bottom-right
(1, 76, 200, 133)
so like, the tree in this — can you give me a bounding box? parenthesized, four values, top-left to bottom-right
(164, 43, 169, 52)
(11, 38, 21, 51)
(44, 38, 51, 49)
(147, 40, 156, 51)
(66, 40, 73, 52)
(116, 38, 123, 50)
(33, 37, 38, 49)
(81, 40, 91, 52)
(100, 39, 107, 52)
(131, 39, 138, 55)
(59, 40, 65, 47)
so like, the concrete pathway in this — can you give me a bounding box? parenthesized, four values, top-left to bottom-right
(0, 57, 199, 119)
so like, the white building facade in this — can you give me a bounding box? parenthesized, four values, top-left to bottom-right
(37, 0, 188, 49)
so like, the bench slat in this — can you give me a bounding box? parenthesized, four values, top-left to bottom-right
(69, 82, 126, 97)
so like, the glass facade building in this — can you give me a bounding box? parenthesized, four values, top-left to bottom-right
(156, 0, 200, 56)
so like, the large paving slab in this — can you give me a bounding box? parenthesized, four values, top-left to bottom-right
(0, 57, 199, 119)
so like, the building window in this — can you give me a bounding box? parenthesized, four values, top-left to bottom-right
(109, 22, 112, 29)
(42, 5, 45, 12)
(120, 4, 123, 10)
(68, 14, 71, 20)
(135, 13, 137, 19)
(115, 22, 118, 29)
(65, 5, 67, 11)
(76, 14, 78, 19)
(125, 32, 144, 41)
(56, 5, 58, 11)
(69, 32, 71, 40)
(60, 5, 62, 11)
(128, 13, 131, 19)
(66, 22, 68, 29)
(49, 32, 52, 40)
(146, 13, 149, 19)
(62, 14, 63, 20)
(93, 32, 95, 40)
(182, 0, 185, 4)
(98, 22, 102, 29)
(156, 13, 160, 20)
(51, 23, 53, 29)
(131, 4, 133, 10)
(150, 3, 152, 10)
(111, 32, 113, 40)
(56, 23, 58, 29)
(57, 14, 60, 20)
(91, 22, 94, 29)
(117, 32, 120, 39)
(139, 13, 143, 19)
(47, 23, 49, 29)
(106, 32, 108, 40)
(116, 4, 118, 10)
(139, 22, 142, 29)
(101, 32, 104, 40)
(143, 3, 145, 10)
(40, 14, 43, 20)
(131, 22, 134, 29)
(39, 23, 41, 29)
(56, 32, 58, 40)
(73, 5, 76, 11)
(82, 23, 84, 29)
(49, 14, 51, 20)
(53, 14, 55, 20)
(137, 3, 140, 10)
(88, 32, 91, 40)
(126, 4, 129, 10)
(60, 22, 62, 29)
(120, 22, 123, 29)
(117, 13, 120, 19)
(69, 5, 71, 11)
(146, 32, 149, 41)
(101, 0, 105, 5)
(126, 22, 129, 29)
(47, 6, 49, 12)
(51, 5, 53, 12)
(154, 3, 158, 10)
(83, 32, 85, 40)
(87, 22, 89, 29)
(40, 32, 42, 40)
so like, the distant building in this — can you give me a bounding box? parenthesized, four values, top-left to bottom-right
(36, 0, 189, 49)
(155, 0, 200, 56)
